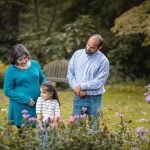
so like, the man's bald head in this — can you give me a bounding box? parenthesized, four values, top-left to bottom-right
(85, 34, 103, 55)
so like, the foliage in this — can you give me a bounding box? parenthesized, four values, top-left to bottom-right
(0, 45, 12, 64)
(0, 83, 150, 149)
(0, 62, 7, 88)
(0, 0, 19, 41)
(0, 0, 20, 63)
(0, 109, 39, 149)
(61, 0, 144, 28)
(111, 0, 150, 46)
(107, 34, 150, 81)
(17, 32, 53, 66)
(0, 0, 64, 65)
(109, 0, 150, 81)
(17, 15, 97, 65)
(0, 0, 149, 82)
(0, 62, 7, 73)
(50, 15, 97, 59)
(0, 72, 4, 89)
(0, 109, 150, 150)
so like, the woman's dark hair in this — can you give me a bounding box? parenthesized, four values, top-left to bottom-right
(11, 44, 30, 65)
(41, 81, 60, 105)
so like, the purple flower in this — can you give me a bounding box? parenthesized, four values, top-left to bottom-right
(21, 110, 28, 114)
(145, 95, 150, 103)
(45, 117, 51, 123)
(144, 84, 150, 103)
(22, 114, 30, 119)
(82, 107, 87, 113)
(135, 127, 143, 134)
(146, 84, 150, 89)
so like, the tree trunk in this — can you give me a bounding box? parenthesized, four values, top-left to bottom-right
(34, 0, 41, 30)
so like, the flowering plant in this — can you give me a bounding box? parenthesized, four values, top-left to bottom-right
(0, 108, 150, 150)
(144, 84, 150, 103)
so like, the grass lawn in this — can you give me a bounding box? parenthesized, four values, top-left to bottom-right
(0, 83, 149, 130)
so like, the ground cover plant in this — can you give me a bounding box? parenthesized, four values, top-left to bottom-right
(0, 83, 149, 149)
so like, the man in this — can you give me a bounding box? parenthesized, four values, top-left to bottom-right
(67, 34, 109, 128)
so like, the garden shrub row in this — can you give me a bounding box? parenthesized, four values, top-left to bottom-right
(0, 109, 149, 150)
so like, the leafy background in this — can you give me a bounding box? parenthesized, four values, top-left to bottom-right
(0, 0, 149, 84)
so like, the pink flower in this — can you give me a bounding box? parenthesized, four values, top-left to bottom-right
(28, 117, 36, 122)
(74, 115, 80, 119)
(68, 116, 76, 123)
(80, 114, 87, 118)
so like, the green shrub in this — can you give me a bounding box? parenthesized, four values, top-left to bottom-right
(0, 109, 149, 150)
(0, 62, 7, 88)
(0, 71, 4, 89)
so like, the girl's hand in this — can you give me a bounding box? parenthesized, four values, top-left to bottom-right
(29, 99, 35, 106)
(40, 126, 46, 132)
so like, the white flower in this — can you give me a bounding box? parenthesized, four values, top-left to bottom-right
(1, 108, 7, 112)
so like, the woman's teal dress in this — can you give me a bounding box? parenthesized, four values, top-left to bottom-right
(4, 60, 46, 126)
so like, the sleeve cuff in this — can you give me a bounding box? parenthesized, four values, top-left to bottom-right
(80, 83, 86, 90)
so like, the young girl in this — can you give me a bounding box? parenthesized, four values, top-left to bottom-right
(36, 81, 60, 131)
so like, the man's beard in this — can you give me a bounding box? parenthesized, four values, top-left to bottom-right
(85, 49, 95, 55)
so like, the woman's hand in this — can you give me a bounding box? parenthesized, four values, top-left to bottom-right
(29, 99, 35, 106)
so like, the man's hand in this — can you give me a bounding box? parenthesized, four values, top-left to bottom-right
(73, 85, 82, 96)
(73, 85, 86, 97)
(79, 90, 86, 97)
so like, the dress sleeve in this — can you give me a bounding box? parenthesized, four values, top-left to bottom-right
(3, 67, 31, 105)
